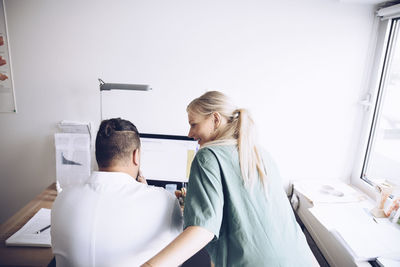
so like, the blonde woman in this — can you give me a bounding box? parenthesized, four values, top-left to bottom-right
(142, 91, 316, 267)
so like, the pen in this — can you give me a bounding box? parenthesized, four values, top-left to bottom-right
(35, 225, 51, 234)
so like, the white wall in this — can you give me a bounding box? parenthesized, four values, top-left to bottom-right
(0, 0, 375, 223)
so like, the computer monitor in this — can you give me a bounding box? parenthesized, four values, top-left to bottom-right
(139, 133, 199, 190)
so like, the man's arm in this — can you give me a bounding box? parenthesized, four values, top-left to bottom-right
(142, 226, 214, 267)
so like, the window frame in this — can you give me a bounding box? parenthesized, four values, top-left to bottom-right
(351, 17, 393, 198)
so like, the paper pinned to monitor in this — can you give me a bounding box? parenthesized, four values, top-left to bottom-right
(5, 208, 51, 247)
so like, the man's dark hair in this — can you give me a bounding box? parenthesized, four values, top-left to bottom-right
(95, 118, 140, 168)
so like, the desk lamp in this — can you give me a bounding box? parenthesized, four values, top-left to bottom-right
(98, 78, 152, 120)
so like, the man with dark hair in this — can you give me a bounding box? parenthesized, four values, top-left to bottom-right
(95, 118, 141, 170)
(51, 118, 183, 266)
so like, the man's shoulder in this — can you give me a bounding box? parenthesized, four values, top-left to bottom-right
(137, 184, 177, 205)
(141, 183, 169, 196)
(54, 182, 88, 198)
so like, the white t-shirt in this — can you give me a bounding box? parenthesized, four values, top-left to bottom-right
(51, 171, 183, 267)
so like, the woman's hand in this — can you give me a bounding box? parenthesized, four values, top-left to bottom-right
(174, 187, 186, 208)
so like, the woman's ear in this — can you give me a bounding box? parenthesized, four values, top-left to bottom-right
(132, 148, 140, 166)
(213, 112, 222, 129)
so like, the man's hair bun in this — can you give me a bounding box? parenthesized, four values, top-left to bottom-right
(103, 120, 116, 138)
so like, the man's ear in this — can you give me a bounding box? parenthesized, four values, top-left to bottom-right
(132, 148, 140, 166)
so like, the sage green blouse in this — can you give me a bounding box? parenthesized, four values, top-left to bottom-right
(183, 145, 314, 267)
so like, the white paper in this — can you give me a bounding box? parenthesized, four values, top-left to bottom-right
(310, 204, 400, 261)
(294, 180, 367, 204)
(58, 120, 91, 135)
(377, 257, 400, 267)
(55, 133, 91, 188)
(5, 208, 51, 247)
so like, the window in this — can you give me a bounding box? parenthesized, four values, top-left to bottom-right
(362, 17, 400, 187)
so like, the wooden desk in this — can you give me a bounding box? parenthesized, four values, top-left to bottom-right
(0, 183, 57, 267)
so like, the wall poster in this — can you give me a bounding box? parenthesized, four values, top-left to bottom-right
(0, 0, 15, 113)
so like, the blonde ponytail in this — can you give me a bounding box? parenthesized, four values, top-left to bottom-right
(236, 109, 266, 187)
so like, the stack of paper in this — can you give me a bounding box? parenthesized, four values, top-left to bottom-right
(5, 208, 51, 247)
(58, 120, 91, 135)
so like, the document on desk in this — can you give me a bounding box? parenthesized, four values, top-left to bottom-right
(5, 208, 51, 247)
(310, 204, 400, 262)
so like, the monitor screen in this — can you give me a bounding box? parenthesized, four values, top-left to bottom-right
(139, 133, 199, 189)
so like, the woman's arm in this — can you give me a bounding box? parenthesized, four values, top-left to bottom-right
(141, 226, 214, 267)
